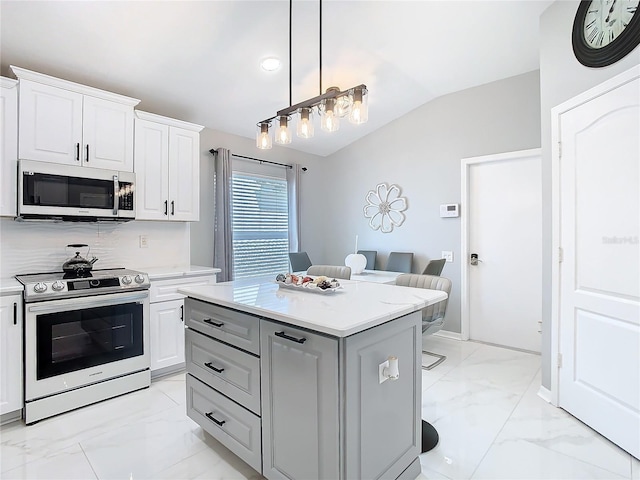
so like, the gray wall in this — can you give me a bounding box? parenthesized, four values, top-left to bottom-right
(301, 71, 542, 335)
(190, 128, 324, 268)
(539, 1, 640, 389)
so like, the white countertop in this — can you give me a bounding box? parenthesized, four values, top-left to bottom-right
(179, 276, 447, 337)
(0, 277, 24, 296)
(144, 265, 221, 281)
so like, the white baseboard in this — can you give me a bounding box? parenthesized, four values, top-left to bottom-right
(433, 330, 463, 341)
(537, 385, 552, 403)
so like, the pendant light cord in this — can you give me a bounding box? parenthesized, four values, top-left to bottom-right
(289, 0, 292, 107)
(319, 0, 322, 95)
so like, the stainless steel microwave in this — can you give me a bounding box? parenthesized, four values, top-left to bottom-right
(18, 160, 135, 221)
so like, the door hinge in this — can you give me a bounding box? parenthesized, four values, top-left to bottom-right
(559, 247, 563, 263)
(557, 353, 563, 368)
(558, 141, 562, 158)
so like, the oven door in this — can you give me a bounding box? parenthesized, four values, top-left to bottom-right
(24, 291, 150, 401)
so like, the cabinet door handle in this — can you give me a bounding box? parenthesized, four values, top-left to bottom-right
(204, 362, 224, 373)
(203, 318, 224, 328)
(85, 144, 89, 162)
(164, 200, 168, 215)
(171, 200, 175, 215)
(13, 302, 17, 325)
(205, 412, 226, 426)
(76, 143, 80, 161)
(180, 305, 184, 322)
(275, 331, 307, 344)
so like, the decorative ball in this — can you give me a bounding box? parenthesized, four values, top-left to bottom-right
(345, 253, 367, 274)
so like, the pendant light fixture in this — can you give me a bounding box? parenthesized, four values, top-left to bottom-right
(256, 0, 368, 150)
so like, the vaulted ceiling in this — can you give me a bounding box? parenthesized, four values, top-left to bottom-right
(0, 1, 553, 156)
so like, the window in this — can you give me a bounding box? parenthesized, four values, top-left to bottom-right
(231, 172, 289, 279)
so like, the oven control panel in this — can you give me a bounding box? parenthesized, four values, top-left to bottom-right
(17, 269, 151, 302)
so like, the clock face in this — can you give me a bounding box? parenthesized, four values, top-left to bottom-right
(583, 0, 639, 49)
(573, 0, 640, 67)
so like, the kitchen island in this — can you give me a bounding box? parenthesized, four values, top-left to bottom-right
(179, 277, 447, 480)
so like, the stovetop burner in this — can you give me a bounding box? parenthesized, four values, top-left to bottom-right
(16, 268, 151, 302)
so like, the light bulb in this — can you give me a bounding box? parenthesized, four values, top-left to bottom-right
(296, 107, 314, 139)
(349, 87, 368, 125)
(256, 122, 272, 149)
(275, 115, 292, 144)
(321, 98, 340, 132)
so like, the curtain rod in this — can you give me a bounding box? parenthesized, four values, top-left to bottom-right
(209, 149, 293, 169)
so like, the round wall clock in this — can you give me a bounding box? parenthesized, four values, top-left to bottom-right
(572, 0, 640, 67)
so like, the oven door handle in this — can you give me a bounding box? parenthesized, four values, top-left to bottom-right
(27, 292, 148, 313)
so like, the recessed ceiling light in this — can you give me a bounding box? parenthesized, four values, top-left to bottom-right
(261, 57, 281, 72)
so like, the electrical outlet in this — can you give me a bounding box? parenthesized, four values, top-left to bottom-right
(139, 235, 149, 248)
(379, 360, 390, 384)
(442, 251, 454, 263)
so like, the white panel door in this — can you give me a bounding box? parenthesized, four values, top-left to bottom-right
(465, 149, 542, 352)
(168, 127, 199, 221)
(82, 96, 134, 172)
(134, 118, 170, 220)
(1, 80, 18, 217)
(150, 299, 185, 372)
(558, 74, 639, 458)
(0, 295, 23, 415)
(18, 79, 83, 165)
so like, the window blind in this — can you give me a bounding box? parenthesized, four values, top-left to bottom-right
(231, 173, 289, 279)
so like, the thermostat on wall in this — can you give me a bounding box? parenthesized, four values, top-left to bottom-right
(440, 204, 459, 218)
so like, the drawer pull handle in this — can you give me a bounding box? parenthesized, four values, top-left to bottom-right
(205, 412, 226, 426)
(275, 331, 307, 344)
(203, 318, 224, 328)
(204, 362, 225, 373)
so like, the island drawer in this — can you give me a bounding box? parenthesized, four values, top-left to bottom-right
(185, 298, 260, 355)
(186, 328, 261, 415)
(186, 373, 262, 473)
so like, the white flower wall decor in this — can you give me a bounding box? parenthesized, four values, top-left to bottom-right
(363, 183, 408, 233)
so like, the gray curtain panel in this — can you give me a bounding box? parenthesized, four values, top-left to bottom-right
(213, 148, 233, 282)
(286, 163, 302, 253)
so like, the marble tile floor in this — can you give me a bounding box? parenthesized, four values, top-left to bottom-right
(1, 337, 638, 480)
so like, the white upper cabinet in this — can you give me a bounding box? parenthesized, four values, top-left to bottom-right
(134, 111, 203, 222)
(1, 78, 18, 217)
(12, 66, 139, 172)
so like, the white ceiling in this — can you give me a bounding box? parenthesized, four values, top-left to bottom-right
(0, 0, 553, 157)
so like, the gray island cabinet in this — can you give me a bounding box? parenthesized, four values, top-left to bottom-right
(179, 277, 447, 480)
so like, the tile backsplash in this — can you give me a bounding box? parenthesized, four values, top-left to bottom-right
(0, 218, 190, 278)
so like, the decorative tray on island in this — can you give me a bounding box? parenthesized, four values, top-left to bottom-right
(275, 273, 343, 294)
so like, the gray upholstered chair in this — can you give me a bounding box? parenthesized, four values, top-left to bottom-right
(386, 252, 413, 273)
(307, 265, 352, 280)
(395, 273, 452, 370)
(289, 252, 312, 272)
(357, 250, 377, 270)
(422, 258, 446, 276)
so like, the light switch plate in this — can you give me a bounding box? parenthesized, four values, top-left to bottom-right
(442, 251, 453, 263)
(139, 235, 149, 248)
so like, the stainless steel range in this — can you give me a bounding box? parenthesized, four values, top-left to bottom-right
(16, 268, 151, 424)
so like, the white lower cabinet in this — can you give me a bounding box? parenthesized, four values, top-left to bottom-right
(1, 294, 23, 417)
(150, 299, 185, 372)
(149, 274, 216, 376)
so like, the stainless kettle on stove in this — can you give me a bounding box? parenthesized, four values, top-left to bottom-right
(62, 244, 98, 276)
